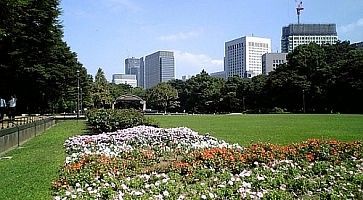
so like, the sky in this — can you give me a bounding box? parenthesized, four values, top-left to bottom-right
(60, 0, 363, 81)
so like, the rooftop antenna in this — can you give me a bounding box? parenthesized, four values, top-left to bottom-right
(296, 0, 304, 24)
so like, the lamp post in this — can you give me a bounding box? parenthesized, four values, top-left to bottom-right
(77, 70, 80, 119)
(80, 87, 83, 115)
(302, 89, 306, 113)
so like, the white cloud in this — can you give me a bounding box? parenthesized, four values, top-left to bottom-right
(105, 0, 142, 12)
(339, 18, 363, 33)
(158, 29, 203, 41)
(173, 50, 224, 79)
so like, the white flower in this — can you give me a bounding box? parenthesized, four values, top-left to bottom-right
(163, 190, 169, 197)
(121, 184, 128, 190)
(242, 181, 251, 188)
(201, 194, 207, 199)
(257, 192, 263, 198)
(155, 181, 161, 186)
(257, 175, 265, 181)
(118, 192, 124, 199)
(280, 184, 286, 191)
(177, 194, 185, 200)
(239, 170, 251, 177)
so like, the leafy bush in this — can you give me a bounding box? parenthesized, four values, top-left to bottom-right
(85, 109, 158, 133)
(269, 107, 289, 114)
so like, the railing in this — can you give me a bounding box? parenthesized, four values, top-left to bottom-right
(1, 115, 42, 129)
(0, 116, 55, 155)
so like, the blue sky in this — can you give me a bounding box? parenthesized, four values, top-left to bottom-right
(60, 0, 363, 81)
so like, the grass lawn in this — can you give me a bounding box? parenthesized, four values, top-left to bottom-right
(150, 114, 363, 145)
(0, 121, 86, 200)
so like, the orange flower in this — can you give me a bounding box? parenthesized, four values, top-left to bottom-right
(305, 153, 314, 162)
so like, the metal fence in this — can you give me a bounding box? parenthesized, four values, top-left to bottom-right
(0, 116, 55, 155)
(1, 115, 44, 129)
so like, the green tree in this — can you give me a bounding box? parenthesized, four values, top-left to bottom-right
(92, 68, 112, 108)
(131, 87, 146, 100)
(332, 48, 363, 113)
(147, 82, 178, 113)
(109, 83, 132, 101)
(220, 76, 244, 113)
(168, 79, 188, 112)
(185, 70, 224, 113)
(0, 0, 89, 113)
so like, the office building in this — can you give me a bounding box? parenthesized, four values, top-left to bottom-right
(112, 74, 137, 87)
(262, 53, 288, 75)
(224, 36, 271, 78)
(210, 71, 226, 79)
(144, 51, 175, 89)
(182, 75, 191, 81)
(281, 24, 338, 53)
(352, 42, 363, 49)
(139, 57, 145, 88)
(125, 57, 142, 87)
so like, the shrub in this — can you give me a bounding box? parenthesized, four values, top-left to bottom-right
(269, 107, 288, 114)
(85, 109, 158, 134)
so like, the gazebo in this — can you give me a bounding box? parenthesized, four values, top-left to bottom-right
(113, 95, 146, 111)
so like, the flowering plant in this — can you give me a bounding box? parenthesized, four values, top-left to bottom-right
(53, 126, 363, 199)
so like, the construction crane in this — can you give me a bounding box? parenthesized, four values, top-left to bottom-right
(296, 0, 304, 24)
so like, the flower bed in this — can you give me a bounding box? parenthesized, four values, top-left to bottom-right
(53, 126, 363, 199)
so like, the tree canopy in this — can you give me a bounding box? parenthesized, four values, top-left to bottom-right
(0, 0, 91, 113)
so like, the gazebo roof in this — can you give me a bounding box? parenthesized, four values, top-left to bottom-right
(115, 95, 144, 102)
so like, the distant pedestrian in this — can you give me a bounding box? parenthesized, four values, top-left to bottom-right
(0, 97, 6, 121)
(8, 95, 17, 121)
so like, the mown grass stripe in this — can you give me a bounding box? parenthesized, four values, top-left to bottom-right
(150, 114, 363, 145)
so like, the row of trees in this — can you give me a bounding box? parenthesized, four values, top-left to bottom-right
(148, 42, 363, 114)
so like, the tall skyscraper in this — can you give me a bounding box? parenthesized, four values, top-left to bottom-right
(224, 36, 271, 78)
(125, 57, 142, 87)
(281, 24, 338, 53)
(144, 51, 175, 89)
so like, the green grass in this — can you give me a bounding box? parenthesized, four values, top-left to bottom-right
(150, 114, 363, 145)
(0, 121, 86, 200)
